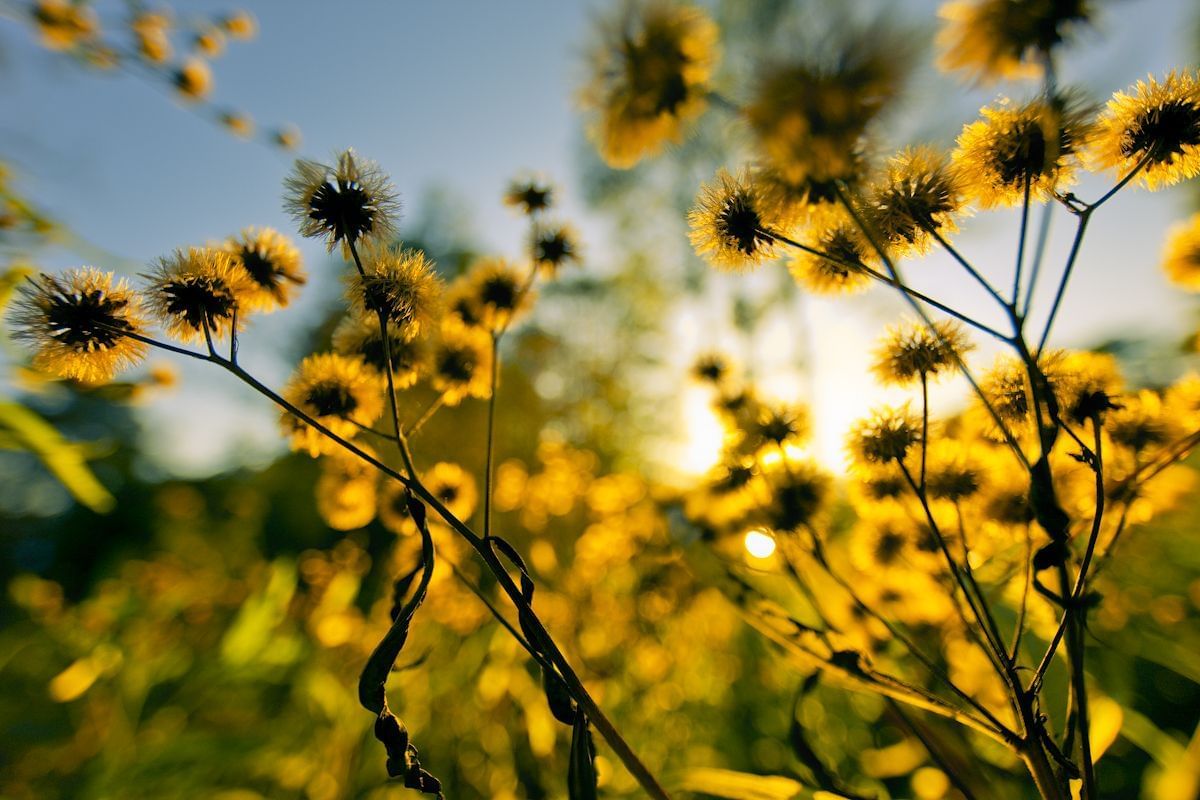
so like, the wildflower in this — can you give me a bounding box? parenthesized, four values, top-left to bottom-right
(135, 29, 172, 64)
(936, 0, 1093, 83)
(431, 321, 493, 406)
(864, 147, 965, 258)
(581, 0, 719, 168)
(32, 0, 97, 51)
(315, 447, 378, 530)
(691, 353, 728, 384)
(145, 247, 250, 343)
(10, 268, 148, 383)
(280, 353, 384, 457)
(688, 168, 781, 271)
(273, 126, 302, 151)
(872, 320, 972, 386)
(531, 222, 581, 275)
(444, 277, 483, 329)
(220, 11, 257, 40)
(284, 150, 400, 252)
(758, 165, 855, 223)
(422, 462, 478, 522)
(1089, 71, 1200, 189)
(504, 176, 553, 215)
(224, 227, 305, 312)
(219, 111, 254, 139)
(741, 402, 810, 455)
(194, 27, 225, 57)
(848, 406, 923, 465)
(174, 58, 213, 101)
(786, 207, 876, 295)
(346, 244, 441, 338)
(332, 314, 428, 390)
(462, 257, 531, 333)
(378, 480, 418, 536)
(1055, 350, 1123, 424)
(1161, 213, 1200, 290)
(849, 463, 908, 506)
(1106, 390, 1171, 456)
(851, 509, 924, 571)
(922, 440, 984, 501)
(954, 94, 1095, 207)
(749, 458, 830, 532)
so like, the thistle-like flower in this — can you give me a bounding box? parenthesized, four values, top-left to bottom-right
(748, 457, 830, 532)
(1089, 70, 1200, 189)
(691, 353, 728, 384)
(280, 353, 384, 457)
(872, 320, 973, 386)
(284, 150, 400, 252)
(786, 206, 876, 295)
(848, 406, 923, 465)
(936, 0, 1094, 83)
(954, 94, 1095, 208)
(462, 257, 532, 333)
(224, 227, 306, 312)
(145, 247, 251, 343)
(332, 314, 429, 390)
(315, 446, 378, 531)
(346, 244, 442, 339)
(689, 168, 781, 271)
(581, 0, 719, 168)
(32, 0, 98, 51)
(11, 268, 148, 383)
(174, 58, 213, 102)
(1162, 212, 1200, 290)
(531, 221, 581, 275)
(431, 321, 493, 406)
(422, 462, 479, 522)
(864, 147, 965, 258)
(504, 175, 553, 215)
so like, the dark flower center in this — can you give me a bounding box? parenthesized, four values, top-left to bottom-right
(240, 247, 280, 289)
(535, 232, 573, 265)
(163, 277, 236, 330)
(1126, 100, 1200, 161)
(306, 381, 358, 417)
(626, 35, 692, 117)
(874, 529, 906, 565)
(513, 186, 551, 213)
(772, 479, 822, 531)
(46, 288, 129, 350)
(359, 332, 412, 373)
(718, 196, 768, 255)
(309, 180, 377, 244)
(480, 276, 518, 311)
(714, 463, 753, 493)
(438, 485, 459, 504)
(438, 348, 475, 383)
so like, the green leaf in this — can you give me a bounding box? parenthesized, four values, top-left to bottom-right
(568, 708, 598, 800)
(0, 400, 115, 513)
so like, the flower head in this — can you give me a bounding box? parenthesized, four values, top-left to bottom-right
(786, 206, 876, 295)
(224, 227, 305, 312)
(315, 446, 378, 531)
(504, 175, 553, 215)
(864, 146, 965, 258)
(936, 0, 1094, 83)
(332, 314, 428, 390)
(1162, 212, 1200, 290)
(10, 268, 148, 383)
(280, 353, 384, 457)
(422, 462, 478, 522)
(688, 168, 781, 271)
(346, 243, 442, 338)
(284, 150, 400, 251)
(749, 457, 830, 532)
(954, 94, 1095, 207)
(173, 58, 213, 101)
(581, 0, 719, 168)
(872, 320, 972, 386)
(32, 0, 98, 51)
(849, 406, 923, 465)
(1089, 71, 1200, 190)
(531, 221, 581, 275)
(431, 321, 493, 406)
(461, 257, 532, 333)
(691, 353, 728, 384)
(145, 247, 251, 343)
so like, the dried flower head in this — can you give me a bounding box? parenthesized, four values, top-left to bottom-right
(145, 247, 251, 343)
(936, 0, 1093, 83)
(786, 206, 876, 295)
(581, 0, 718, 168)
(346, 244, 442, 339)
(332, 314, 429, 390)
(689, 168, 781, 271)
(504, 175, 553, 215)
(422, 462, 479, 522)
(872, 320, 973, 386)
(954, 94, 1095, 208)
(750, 458, 830, 532)
(284, 150, 400, 251)
(224, 227, 305, 312)
(174, 58, 213, 101)
(864, 146, 965, 258)
(691, 353, 728, 384)
(1162, 212, 1200, 290)
(280, 353, 384, 457)
(431, 321, 493, 406)
(11, 268, 148, 383)
(849, 406, 923, 465)
(531, 221, 581, 275)
(1089, 71, 1200, 189)
(462, 257, 532, 333)
(1106, 390, 1171, 455)
(922, 440, 984, 501)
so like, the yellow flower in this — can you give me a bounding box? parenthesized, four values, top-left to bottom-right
(315, 447, 378, 531)
(690, 353, 728, 384)
(936, 0, 1093, 83)
(145, 247, 251, 343)
(1161, 212, 1200, 290)
(921, 439, 985, 502)
(284, 150, 400, 252)
(745, 456, 830, 533)
(272, 125, 302, 151)
(786, 206, 877, 295)
(32, 0, 98, 51)
(220, 11, 257, 41)
(431, 321, 493, 406)
(688, 168, 782, 271)
(504, 175, 553, 215)
(11, 268, 148, 384)
(1106, 390, 1173, 457)
(173, 58, 213, 102)
(1089, 70, 1200, 190)
(378, 479, 417, 536)
(136, 29, 172, 64)
(530, 221, 581, 276)
(332, 314, 428, 390)
(224, 227, 305, 312)
(848, 406, 922, 465)
(863, 146, 965, 258)
(280, 353, 384, 457)
(422, 462, 479, 523)
(346, 243, 441, 338)
(461, 257, 532, 333)
(871, 320, 973, 386)
(194, 27, 226, 58)
(219, 111, 254, 139)
(581, 0, 719, 168)
(954, 94, 1094, 208)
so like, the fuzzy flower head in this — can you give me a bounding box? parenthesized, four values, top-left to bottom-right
(504, 175, 553, 215)
(786, 206, 877, 296)
(462, 257, 533, 333)
(689, 168, 781, 271)
(32, 0, 98, 51)
(280, 353, 384, 457)
(431, 321, 493, 406)
(1162, 212, 1200, 291)
(284, 150, 400, 252)
(921, 440, 984, 502)
(346, 243, 442, 339)
(332, 313, 429, 390)
(11, 268, 148, 384)
(530, 221, 581, 276)
(748, 457, 831, 533)
(849, 405, 923, 465)
(581, 0, 719, 168)
(691, 353, 728, 384)
(936, 0, 1093, 84)
(173, 58, 213, 102)
(224, 227, 305, 312)
(954, 94, 1095, 208)
(145, 247, 251, 343)
(864, 146, 965, 258)
(872, 320, 973, 386)
(315, 446, 378, 531)
(422, 461, 479, 523)
(1089, 71, 1200, 190)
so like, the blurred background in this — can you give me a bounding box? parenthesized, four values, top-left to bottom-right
(1, 1, 1199, 798)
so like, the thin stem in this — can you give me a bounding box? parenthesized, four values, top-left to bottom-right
(407, 393, 447, 437)
(928, 227, 1009, 311)
(1021, 197, 1054, 318)
(1036, 210, 1090, 354)
(1013, 176, 1033, 307)
(483, 334, 499, 540)
(920, 372, 929, 490)
(1010, 523, 1034, 663)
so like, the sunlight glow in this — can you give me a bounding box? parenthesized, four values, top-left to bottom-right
(743, 529, 777, 559)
